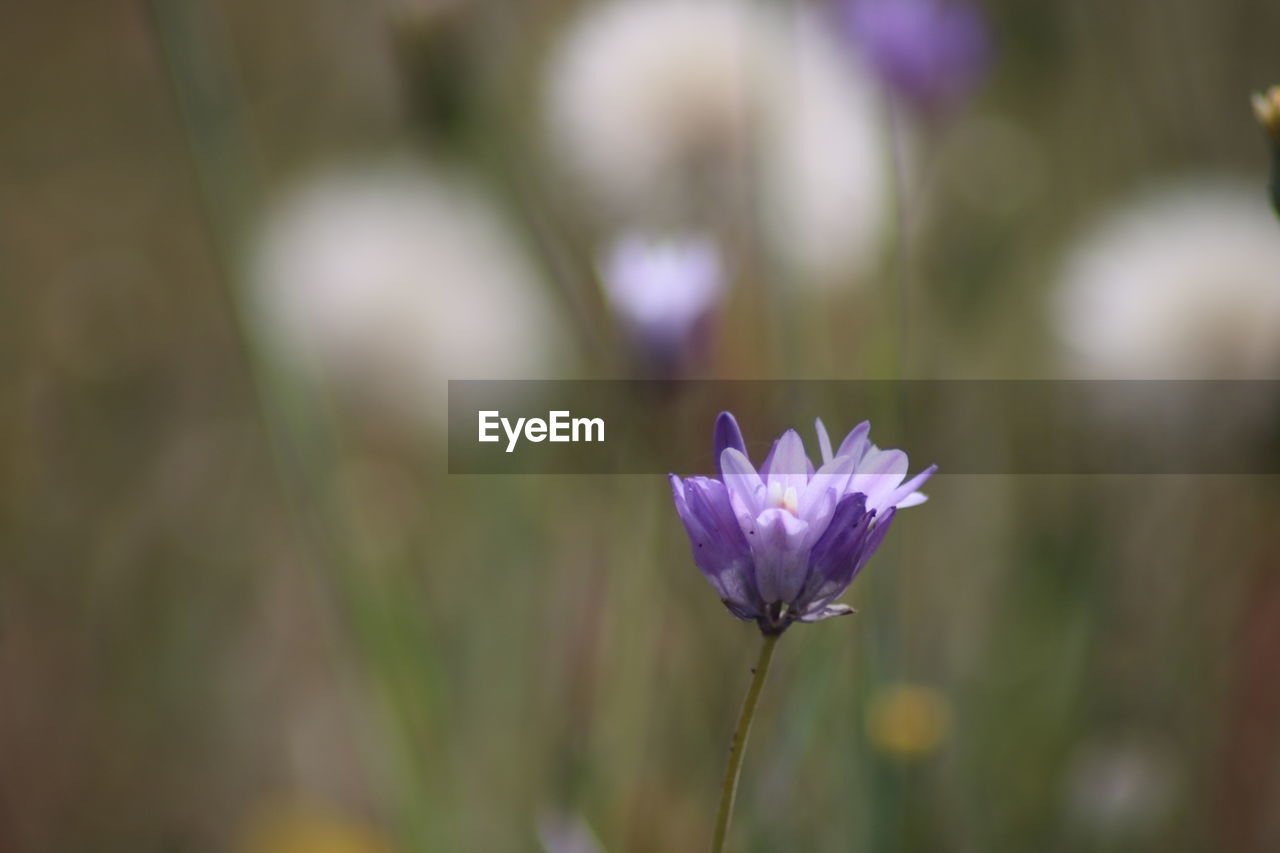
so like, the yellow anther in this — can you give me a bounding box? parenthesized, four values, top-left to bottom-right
(782, 486, 799, 515)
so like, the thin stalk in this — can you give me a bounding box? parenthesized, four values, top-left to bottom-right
(882, 94, 912, 382)
(146, 2, 444, 846)
(710, 633, 780, 853)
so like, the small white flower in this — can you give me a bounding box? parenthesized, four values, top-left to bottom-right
(248, 162, 566, 425)
(1063, 737, 1178, 838)
(1053, 180, 1280, 378)
(599, 234, 725, 371)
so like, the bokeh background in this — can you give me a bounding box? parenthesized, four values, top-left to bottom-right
(4, 0, 1280, 851)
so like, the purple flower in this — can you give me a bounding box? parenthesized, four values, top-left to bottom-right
(838, 0, 990, 113)
(671, 412, 935, 635)
(599, 235, 725, 376)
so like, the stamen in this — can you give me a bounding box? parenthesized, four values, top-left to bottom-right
(782, 486, 799, 515)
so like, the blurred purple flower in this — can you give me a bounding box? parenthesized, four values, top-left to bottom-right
(671, 412, 934, 634)
(838, 0, 990, 112)
(599, 235, 725, 375)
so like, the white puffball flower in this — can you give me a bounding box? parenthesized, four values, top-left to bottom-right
(545, 0, 767, 217)
(248, 163, 566, 425)
(760, 12, 893, 284)
(1054, 181, 1280, 379)
(545, 0, 892, 285)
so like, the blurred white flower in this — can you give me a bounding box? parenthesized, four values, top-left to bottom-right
(249, 163, 566, 425)
(545, 0, 767, 219)
(1063, 736, 1178, 839)
(760, 12, 893, 284)
(599, 234, 725, 374)
(1054, 181, 1280, 378)
(537, 812, 603, 853)
(545, 0, 892, 285)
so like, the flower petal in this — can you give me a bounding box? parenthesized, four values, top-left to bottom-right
(815, 418, 834, 464)
(750, 507, 810, 603)
(798, 502, 890, 614)
(895, 491, 929, 508)
(849, 447, 909, 512)
(884, 463, 937, 509)
(671, 474, 761, 618)
(762, 429, 809, 495)
(798, 603, 856, 622)
(799, 486, 838, 542)
(800, 452, 856, 518)
(836, 421, 872, 462)
(720, 447, 764, 515)
(798, 492, 872, 607)
(848, 506, 896, 584)
(684, 476, 745, 545)
(713, 411, 747, 478)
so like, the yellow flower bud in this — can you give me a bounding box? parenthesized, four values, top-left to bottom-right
(240, 803, 393, 853)
(866, 684, 952, 760)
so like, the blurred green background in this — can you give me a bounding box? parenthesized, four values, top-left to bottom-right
(3, 1, 1280, 851)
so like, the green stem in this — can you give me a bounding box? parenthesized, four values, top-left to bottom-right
(710, 633, 780, 853)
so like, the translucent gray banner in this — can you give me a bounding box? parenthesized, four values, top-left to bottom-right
(447, 381, 1280, 475)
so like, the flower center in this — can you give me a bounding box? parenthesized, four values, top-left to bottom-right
(766, 481, 800, 516)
